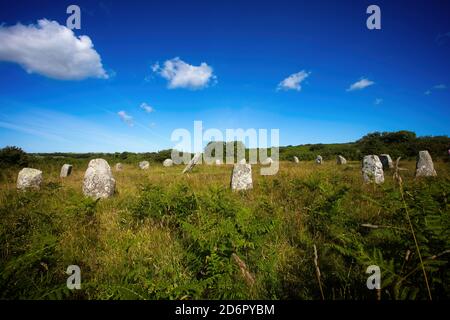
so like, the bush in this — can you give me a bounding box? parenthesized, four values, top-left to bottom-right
(0, 146, 29, 167)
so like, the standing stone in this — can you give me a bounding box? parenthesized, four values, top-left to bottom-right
(215, 159, 222, 165)
(82, 159, 115, 199)
(238, 158, 246, 164)
(262, 157, 273, 165)
(362, 155, 384, 184)
(293, 156, 299, 163)
(182, 153, 202, 173)
(115, 163, 123, 171)
(163, 159, 173, 167)
(139, 161, 150, 170)
(379, 154, 393, 170)
(60, 164, 73, 177)
(231, 164, 253, 191)
(415, 150, 437, 177)
(336, 155, 347, 165)
(17, 168, 43, 190)
(316, 155, 323, 164)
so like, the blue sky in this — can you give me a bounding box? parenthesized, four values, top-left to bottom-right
(0, 0, 449, 152)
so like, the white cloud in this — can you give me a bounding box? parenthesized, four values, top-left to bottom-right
(117, 111, 133, 126)
(346, 78, 374, 91)
(151, 62, 160, 72)
(374, 98, 383, 105)
(277, 71, 310, 91)
(153, 57, 216, 89)
(140, 102, 154, 113)
(0, 19, 108, 80)
(425, 84, 447, 95)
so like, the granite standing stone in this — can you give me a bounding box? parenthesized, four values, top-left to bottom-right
(262, 157, 273, 165)
(415, 150, 437, 177)
(182, 153, 202, 173)
(336, 155, 347, 165)
(316, 155, 323, 164)
(379, 154, 394, 170)
(293, 156, 299, 163)
(82, 159, 115, 199)
(17, 168, 43, 190)
(60, 164, 73, 177)
(231, 164, 253, 191)
(238, 158, 247, 164)
(163, 159, 173, 167)
(139, 161, 150, 170)
(215, 159, 222, 165)
(362, 155, 384, 184)
(115, 163, 123, 171)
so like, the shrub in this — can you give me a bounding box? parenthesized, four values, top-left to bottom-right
(0, 146, 29, 167)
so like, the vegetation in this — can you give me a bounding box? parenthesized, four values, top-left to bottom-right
(0, 154, 449, 300)
(26, 131, 450, 164)
(280, 131, 450, 161)
(0, 146, 28, 168)
(0, 131, 449, 299)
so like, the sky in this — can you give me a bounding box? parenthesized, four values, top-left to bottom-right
(0, 0, 449, 153)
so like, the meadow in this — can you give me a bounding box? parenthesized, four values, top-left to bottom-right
(0, 158, 449, 300)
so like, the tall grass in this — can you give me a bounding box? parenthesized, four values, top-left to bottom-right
(0, 159, 449, 299)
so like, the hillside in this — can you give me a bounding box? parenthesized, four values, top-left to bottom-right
(12, 130, 449, 166)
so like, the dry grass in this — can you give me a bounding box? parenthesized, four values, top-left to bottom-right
(0, 159, 449, 299)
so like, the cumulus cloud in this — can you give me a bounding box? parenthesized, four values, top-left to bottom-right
(117, 111, 133, 126)
(346, 78, 374, 91)
(277, 71, 310, 91)
(153, 57, 216, 89)
(374, 98, 383, 105)
(0, 19, 108, 80)
(140, 102, 154, 113)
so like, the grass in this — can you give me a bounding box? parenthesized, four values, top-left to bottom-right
(0, 159, 449, 300)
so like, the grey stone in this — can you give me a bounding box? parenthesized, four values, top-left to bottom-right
(231, 164, 253, 191)
(163, 159, 173, 167)
(415, 150, 437, 177)
(262, 157, 273, 165)
(60, 164, 73, 177)
(238, 158, 246, 164)
(17, 168, 42, 190)
(82, 159, 115, 199)
(182, 153, 202, 173)
(316, 155, 323, 164)
(362, 155, 384, 184)
(293, 156, 299, 163)
(336, 155, 347, 165)
(379, 154, 393, 170)
(115, 163, 123, 171)
(215, 159, 222, 165)
(139, 161, 150, 170)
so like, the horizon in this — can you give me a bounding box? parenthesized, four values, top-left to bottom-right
(22, 130, 450, 155)
(0, 0, 449, 153)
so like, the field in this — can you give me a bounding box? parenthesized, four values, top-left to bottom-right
(0, 159, 449, 300)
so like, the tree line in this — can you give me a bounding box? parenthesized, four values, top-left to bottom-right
(0, 130, 449, 167)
